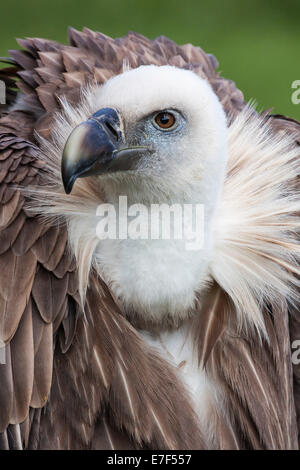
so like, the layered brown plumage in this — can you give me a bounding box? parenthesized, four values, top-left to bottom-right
(0, 27, 299, 449)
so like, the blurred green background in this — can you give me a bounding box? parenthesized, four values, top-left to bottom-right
(0, 0, 299, 119)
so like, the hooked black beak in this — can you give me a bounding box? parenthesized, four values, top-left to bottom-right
(61, 107, 124, 194)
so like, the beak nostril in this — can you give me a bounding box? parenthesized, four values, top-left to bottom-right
(104, 121, 119, 141)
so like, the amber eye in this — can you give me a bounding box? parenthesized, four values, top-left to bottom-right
(154, 111, 176, 130)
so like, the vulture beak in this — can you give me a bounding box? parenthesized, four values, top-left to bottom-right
(61, 107, 150, 194)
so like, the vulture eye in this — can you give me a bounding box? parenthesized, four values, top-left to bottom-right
(153, 111, 176, 130)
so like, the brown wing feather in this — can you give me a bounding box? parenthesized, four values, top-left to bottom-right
(0, 111, 80, 447)
(0, 28, 299, 449)
(268, 114, 300, 446)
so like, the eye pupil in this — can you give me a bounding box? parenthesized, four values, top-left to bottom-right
(155, 112, 176, 129)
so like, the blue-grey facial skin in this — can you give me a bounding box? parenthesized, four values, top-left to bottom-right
(61, 106, 189, 194)
(124, 109, 187, 172)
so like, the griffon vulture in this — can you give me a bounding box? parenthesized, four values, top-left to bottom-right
(0, 28, 299, 450)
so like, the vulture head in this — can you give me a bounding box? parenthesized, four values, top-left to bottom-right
(62, 65, 227, 207)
